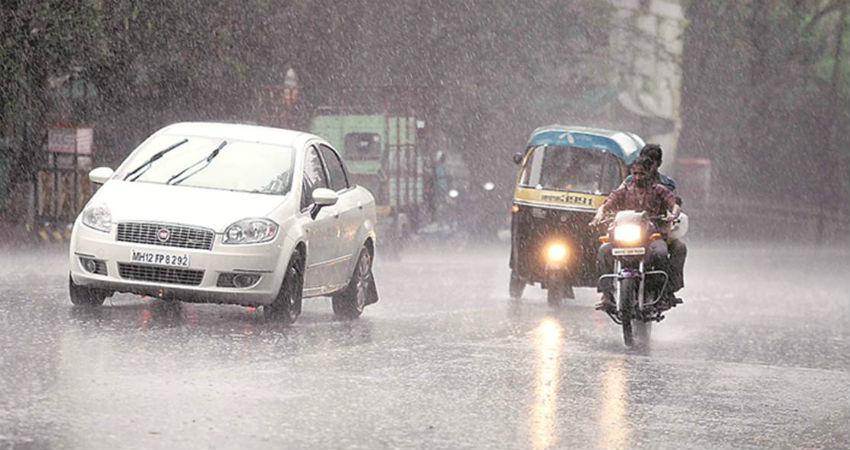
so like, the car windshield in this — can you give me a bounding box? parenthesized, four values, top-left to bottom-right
(519, 145, 622, 194)
(113, 135, 295, 195)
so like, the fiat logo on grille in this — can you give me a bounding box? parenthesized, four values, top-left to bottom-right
(157, 228, 171, 242)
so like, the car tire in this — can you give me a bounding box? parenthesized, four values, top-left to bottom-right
(68, 274, 107, 306)
(332, 247, 372, 320)
(265, 250, 304, 323)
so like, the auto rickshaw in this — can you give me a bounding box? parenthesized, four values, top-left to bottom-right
(509, 125, 644, 306)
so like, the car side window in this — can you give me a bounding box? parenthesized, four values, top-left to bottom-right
(301, 146, 329, 210)
(319, 144, 349, 192)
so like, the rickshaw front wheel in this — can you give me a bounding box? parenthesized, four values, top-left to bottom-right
(547, 287, 562, 307)
(509, 271, 525, 299)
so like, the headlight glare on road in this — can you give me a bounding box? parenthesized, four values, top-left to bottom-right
(223, 218, 278, 244)
(613, 224, 642, 245)
(81, 203, 112, 233)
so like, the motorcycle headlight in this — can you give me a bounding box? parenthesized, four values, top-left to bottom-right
(222, 218, 279, 245)
(613, 224, 642, 245)
(81, 203, 112, 233)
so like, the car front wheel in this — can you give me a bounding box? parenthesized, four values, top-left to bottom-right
(332, 247, 372, 319)
(265, 250, 304, 323)
(68, 274, 107, 306)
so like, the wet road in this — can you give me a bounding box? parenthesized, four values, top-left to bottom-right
(1, 240, 848, 450)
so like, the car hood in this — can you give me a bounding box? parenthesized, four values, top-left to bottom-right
(91, 181, 287, 232)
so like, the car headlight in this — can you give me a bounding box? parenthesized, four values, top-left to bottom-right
(81, 203, 112, 233)
(613, 224, 642, 245)
(222, 218, 278, 244)
(545, 242, 568, 263)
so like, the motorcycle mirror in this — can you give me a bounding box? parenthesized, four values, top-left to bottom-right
(483, 182, 495, 191)
(512, 152, 524, 165)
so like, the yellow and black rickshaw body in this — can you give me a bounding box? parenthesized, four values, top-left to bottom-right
(509, 125, 644, 304)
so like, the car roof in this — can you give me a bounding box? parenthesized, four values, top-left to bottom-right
(155, 122, 317, 148)
(526, 124, 645, 163)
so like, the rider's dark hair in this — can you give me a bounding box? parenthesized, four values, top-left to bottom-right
(630, 155, 654, 173)
(639, 144, 663, 164)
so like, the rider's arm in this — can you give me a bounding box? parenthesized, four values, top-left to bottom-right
(658, 185, 679, 220)
(590, 187, 623, 225)
(670, 203, 681, 220)
(591, 205, 607, 225)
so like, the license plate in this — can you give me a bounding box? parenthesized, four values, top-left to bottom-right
(130, 249, 191, 267)
(612, 247, 646, 256)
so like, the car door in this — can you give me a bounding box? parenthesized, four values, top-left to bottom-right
(300, 145, 338, 292)
(317, 143, 361, 287)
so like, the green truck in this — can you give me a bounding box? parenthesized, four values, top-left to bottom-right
(309, 111, 428, 251)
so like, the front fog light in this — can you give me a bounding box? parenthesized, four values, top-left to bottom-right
(217, 272, 262, 288)
(233, 273, 261, 288)
(79, 257, 106, 275)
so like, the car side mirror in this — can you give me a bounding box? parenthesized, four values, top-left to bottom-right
(310, 188, 338, 219)
(512, 152, 524, 165)
(89, 167, 114, 185)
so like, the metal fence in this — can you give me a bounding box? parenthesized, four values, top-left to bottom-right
(685, 198, 850, 245)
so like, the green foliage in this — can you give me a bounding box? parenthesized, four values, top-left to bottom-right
(678, 0, 850, 209)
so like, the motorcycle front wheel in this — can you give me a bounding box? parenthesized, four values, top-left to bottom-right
(618, 278, 637, 347)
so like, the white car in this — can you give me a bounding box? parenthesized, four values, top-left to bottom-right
(69, 122, 378, 323)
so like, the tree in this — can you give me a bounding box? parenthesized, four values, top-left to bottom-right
(0, 0, 102, 180)
(678, 0, 850, 210)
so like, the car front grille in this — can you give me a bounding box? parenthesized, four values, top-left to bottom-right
(118, 263, 204, 286)
(117, 222, 214, 250)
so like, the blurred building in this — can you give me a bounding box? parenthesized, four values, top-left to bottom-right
(609, 0, 685, 174)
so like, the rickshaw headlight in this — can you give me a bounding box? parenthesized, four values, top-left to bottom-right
(613, 224, 642, 245)
(545, 242, 568, 263)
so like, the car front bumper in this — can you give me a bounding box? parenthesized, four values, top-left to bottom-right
(69, 222, 287, 306)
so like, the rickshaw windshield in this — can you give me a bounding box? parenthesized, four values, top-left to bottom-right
(519, 145, 622, 194)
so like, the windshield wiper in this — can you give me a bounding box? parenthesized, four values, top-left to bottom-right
(167, 141, 228, 186)
(123, 138, 189, 181)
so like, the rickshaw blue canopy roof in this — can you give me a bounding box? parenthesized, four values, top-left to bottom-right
(526, 125, 645, 163)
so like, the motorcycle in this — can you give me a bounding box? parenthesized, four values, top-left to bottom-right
(598, 210, 687, 346)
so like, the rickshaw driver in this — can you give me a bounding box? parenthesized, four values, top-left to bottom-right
(589, 156, 681, 312)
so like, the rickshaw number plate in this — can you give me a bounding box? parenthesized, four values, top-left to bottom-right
(612, 247, 645, 256)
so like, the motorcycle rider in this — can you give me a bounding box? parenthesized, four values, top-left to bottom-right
(619, 144, 678, 193)
(589, 156, 680, 312)
(639, 144, 687, 297)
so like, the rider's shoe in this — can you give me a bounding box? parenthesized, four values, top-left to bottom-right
(595, 292, 616, 313)
(660, 292, 683, 309)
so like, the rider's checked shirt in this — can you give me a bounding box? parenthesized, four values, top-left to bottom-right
(603, 181, 677, 218)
